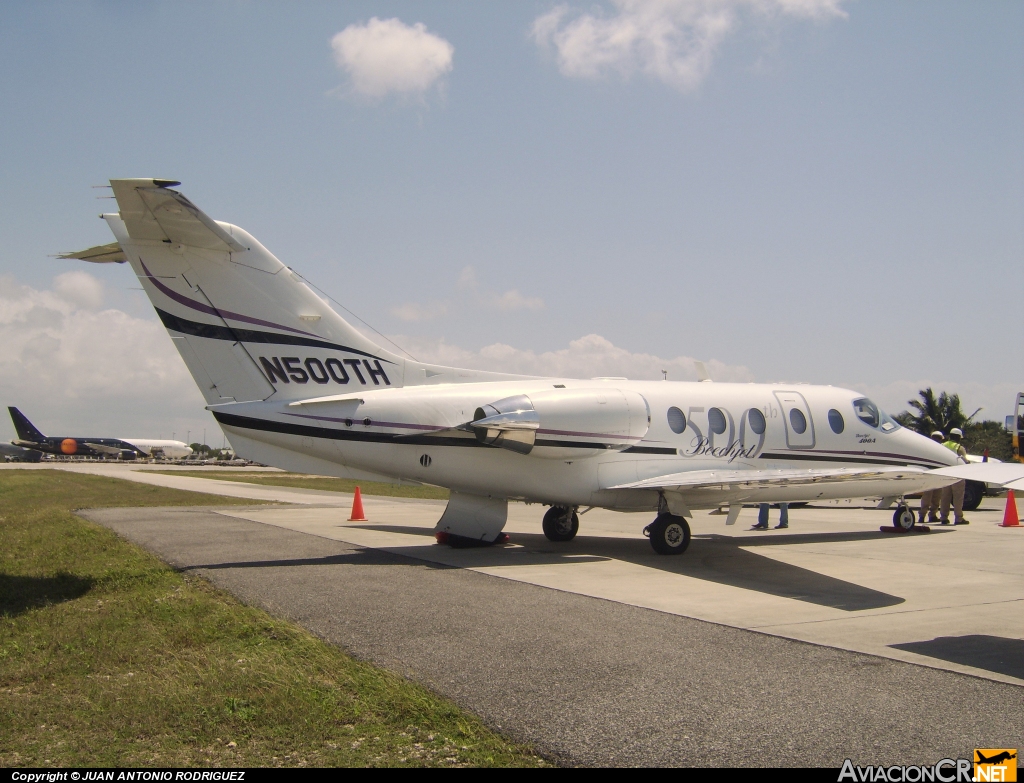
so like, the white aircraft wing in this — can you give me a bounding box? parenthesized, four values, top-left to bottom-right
(87, 442, 128, 456)
(928, 462, 1024, 485)
(109, 178, 246, 252)
(608, 465, 935, 492)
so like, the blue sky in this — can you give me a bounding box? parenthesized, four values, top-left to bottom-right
(0, 1, 1021, 440)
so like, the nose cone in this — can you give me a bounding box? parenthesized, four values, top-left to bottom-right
(900, 428, 957, 466)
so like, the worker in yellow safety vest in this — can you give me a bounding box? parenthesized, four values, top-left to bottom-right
(940, 428, 969, 525)
(918, 430, 945, 524)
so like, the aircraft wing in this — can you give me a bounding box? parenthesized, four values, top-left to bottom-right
(109, 178, 246, 252)
(928, 462, 1024, 486)
(57, 242, 126, 264)
(86, 442, 129, 456)
(608, 465, 936, 492)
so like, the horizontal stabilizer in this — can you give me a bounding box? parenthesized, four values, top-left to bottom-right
(58, 242, 126, 263)
(110, 178, 246, 252)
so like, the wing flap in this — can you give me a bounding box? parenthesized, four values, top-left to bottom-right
(609, 465, 931, 492)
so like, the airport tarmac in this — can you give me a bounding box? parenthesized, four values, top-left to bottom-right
(9, 463, 1023, 765)
(40, 461, 1024, 686)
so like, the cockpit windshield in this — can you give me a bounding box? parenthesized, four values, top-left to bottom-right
(853, 398, 901, 432)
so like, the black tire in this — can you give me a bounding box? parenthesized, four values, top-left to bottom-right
(892, 505, 915, 531)
(962, 480, 984, 512)
(542, 506, 579, 542)
(645, 513, 691, 555)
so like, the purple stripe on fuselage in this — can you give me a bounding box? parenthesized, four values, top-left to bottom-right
(284, 412, 448, 431)
(536, 427, 639, 440)
(140, 260, 319, 338)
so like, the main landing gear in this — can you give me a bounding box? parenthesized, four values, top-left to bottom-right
(644, 513, 692, 555)
(542, 506, 579, 542)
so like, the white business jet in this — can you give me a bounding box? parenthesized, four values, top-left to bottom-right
(61, 180, 1024, 553)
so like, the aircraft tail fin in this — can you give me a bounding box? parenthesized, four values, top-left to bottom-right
(97, 179, 407, 405)
(9, 407, 46, 442)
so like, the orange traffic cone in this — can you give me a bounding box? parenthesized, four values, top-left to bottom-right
(348, 486, 367, 522)
(999, 490, 1020, 527)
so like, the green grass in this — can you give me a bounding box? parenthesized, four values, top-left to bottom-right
(150, 470, 450, 500)
(0, 470, 543, 767)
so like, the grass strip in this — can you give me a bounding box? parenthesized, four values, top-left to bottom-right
(0, 470, 542, 767)
(148, 471, 449, 500)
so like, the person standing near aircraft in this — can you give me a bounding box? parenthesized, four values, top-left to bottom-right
(752, 503, 789, 530)
(939, 428, 969, 525)
(918, 431, 945, 524)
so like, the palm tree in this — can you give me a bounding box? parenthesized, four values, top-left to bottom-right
(895, 388, 981, 436)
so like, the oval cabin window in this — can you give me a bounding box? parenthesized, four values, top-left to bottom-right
(748, 408, 766, 435)
(708, 408, 727, 435)
(789, 408, 807, 435)
(667, 406, 686, 434)
(828, 409, 844, 434)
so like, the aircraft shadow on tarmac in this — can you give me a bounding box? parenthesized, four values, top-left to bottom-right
(0, 573, 95, 617)
(180, 548, 458, 573)
(890, 635, 1024, 680)
(348, 524, 914, 612)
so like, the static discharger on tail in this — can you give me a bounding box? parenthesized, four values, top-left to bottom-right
(59, 179, 1024, 553)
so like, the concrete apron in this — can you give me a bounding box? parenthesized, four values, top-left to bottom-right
(51, 463, 1024, 687)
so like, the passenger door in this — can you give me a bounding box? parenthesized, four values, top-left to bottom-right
(773, 391, 815, 449)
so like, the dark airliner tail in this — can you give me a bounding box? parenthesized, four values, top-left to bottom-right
(8, 407, 46, 443)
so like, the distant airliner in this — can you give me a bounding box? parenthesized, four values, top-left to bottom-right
(60, 179, 1024, 553)
(8, 407, 192, 460)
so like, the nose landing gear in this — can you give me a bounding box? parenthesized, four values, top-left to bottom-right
(892, 502, 916, 531)
(542, 506, 580, 542)
(644, 513, 692, 555)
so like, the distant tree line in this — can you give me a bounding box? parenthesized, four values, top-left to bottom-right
(188, 443, 235, 460)
(893, 388, 1013, 461)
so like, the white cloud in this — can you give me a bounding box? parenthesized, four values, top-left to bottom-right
(532, 0, 847, 91)
(392, 331, 754, 382)
(390, 301, 449, 322)
(493, 289, 545, 312)
(0, 273, 211, 443)
(331, 17, 454, 98)
(456, 265, 545, 312)
(53, 270, 103, 310)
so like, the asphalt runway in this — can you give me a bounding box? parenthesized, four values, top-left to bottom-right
(79, 502, 1024, 767)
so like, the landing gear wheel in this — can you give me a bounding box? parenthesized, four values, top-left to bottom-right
(962, 480, 984, 512)
(542, 506, 579, 542)
(644, 513, 691, 555)
(893, 505, 915, 531)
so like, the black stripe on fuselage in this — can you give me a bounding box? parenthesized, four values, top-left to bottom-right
(622, 445, 678, 455)
(758, 451, 939, 468)
(155, 308, 391, 362)
(214, 411, 619, 450)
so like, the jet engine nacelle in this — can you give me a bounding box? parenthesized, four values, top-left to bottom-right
(471, 388, 650, 459)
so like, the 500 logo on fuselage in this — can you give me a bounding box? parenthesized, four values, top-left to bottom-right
(259, 356, 391, 386)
